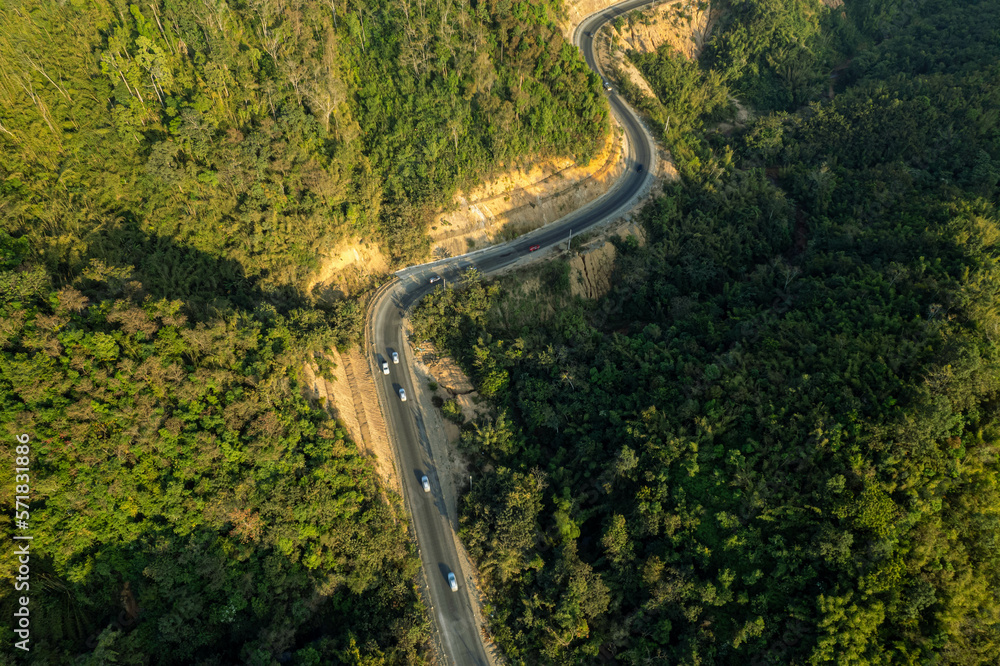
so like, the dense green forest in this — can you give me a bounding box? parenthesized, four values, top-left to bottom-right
(703, 0, 856, 111)
(0, 0, 608, 662)
(0, 239, 426, 663)
(0, 0, 606, 306)
(413, 0, 1000, 662)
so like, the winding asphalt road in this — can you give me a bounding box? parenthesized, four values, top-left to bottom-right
(365, 2, 659, 664)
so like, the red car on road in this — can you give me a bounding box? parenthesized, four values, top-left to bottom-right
(529, 244, 541, 252)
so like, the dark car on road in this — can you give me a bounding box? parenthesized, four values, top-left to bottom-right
(636, 163, 643, 173)
(429, 275, 442, 284)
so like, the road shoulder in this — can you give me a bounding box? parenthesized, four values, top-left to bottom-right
(401, 316, 505, 666)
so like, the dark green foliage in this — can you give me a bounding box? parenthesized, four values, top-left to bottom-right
(542, 259, 572, 295)
(705, 0, 850, 110)
(0, 264, 425, 663)
(441, 398, 465, 425)
(414, 1, 1000, 662)
(628, 45, 731, 137)
(618, 45, 735, 184)
(0, 0, 606, 296)
(0, 1, 608, 659)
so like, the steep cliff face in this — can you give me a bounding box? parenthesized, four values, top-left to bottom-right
(557, 0, 626, 38)
(570, 221, 647, 299)
(428, 131, 624, 259)
(606, 0, 721, 60)
(570, 242, 617, 299)
(306, 237, 390, 300)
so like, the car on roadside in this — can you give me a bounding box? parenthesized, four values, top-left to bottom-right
(421, 475, 430, 492)
(529, 244, 541, 252)
(382, 361, 390, 375)
(392, 351, 399, 364)
(429, 275, 442, 284)
(448, 572, 458, 592)
(398, 388, 407, 402)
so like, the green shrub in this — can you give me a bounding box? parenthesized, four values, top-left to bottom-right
(441, 398, 466, 424)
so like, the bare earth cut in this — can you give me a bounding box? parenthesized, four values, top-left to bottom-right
(428, 129, 625, 259)
(569, 219, 648, 299)
(307, 237, 391, 302)
(604, 0, 721, 60)
(301, 349, 400, 494)
(303, 3, 711, 296)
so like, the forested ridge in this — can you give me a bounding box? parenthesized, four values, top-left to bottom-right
(0, 0, 607, 662)
(414, 0, 1000, 662)
(1, 0, 605, 302)
(0, 237, 427, 663)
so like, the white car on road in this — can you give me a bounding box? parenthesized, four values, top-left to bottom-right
(421, 475, 430, 492)
(392, 351, 399, 364)
(382, 361, 390, 375)
(398, 388, 407, 402)
(448, 572, 458, 592)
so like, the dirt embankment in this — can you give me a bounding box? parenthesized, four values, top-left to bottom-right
(410, 342, 489, 427)
(304, 125, 625, 280)
(557, 0, 624, 37)
(595, 0, 721, 121)
(306, 238, 390, 302)
(606, 0, 721, 61)
(570, 219, 648, 299)
(301, 348, 399, 493)
(429, 129, 625, 259)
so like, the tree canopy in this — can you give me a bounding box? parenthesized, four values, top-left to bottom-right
(1, 0, 609, 661)
(1, 0, 607, 304)
(412, 0, 1000, 662)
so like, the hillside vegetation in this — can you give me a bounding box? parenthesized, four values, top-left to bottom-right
(0, 0, 606, 306)
(0, 0, 607, 662)
(413, 0, 1000, 662)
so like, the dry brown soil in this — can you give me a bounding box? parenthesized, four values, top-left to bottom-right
(306, 237, 390, 302)
(428, 130, 625, 259)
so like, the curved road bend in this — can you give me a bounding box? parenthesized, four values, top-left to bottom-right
(367, 2, 659, 664)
